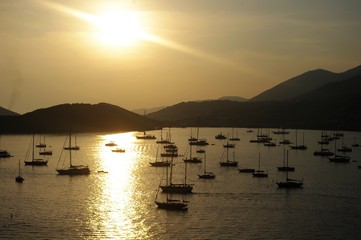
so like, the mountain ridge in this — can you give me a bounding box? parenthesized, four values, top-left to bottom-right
(0, 102, 162, 133)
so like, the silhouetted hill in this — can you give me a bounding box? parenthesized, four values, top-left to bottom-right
(250, 65, 361, 102)
(0, 103, 162, 133)
(0, 106, 19, 116)
(148, 73, 361, 130)
(218, 96, 248, 102)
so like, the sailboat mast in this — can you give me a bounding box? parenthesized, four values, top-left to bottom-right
(184, 161, 188, 185)
(226, 147, 229, 162)
(204, 153, 207, 173)
(32, 133, 35, 161)
(69, 132, 72, 166)
(169, 156, 173, 185)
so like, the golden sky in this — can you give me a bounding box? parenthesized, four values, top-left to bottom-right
(1, 0, 361, 114)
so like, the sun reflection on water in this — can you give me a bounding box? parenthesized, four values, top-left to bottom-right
(86, 132, 151, 239)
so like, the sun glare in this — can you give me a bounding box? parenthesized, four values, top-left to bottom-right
(94, 11, 145, 47)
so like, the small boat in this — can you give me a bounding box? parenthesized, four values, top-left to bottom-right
(338, 146, 352, 152)
(150, 161, 172, 167)
(272, 129, 290, 135)
(105, 141, 117, 147)
(24, 134, 48, 166)
(313, 148, 334, 156)
(215, 133, 227, 140)
(223, 142, 235, 148)
(199, 153, 215, 179)
(329, 155, 350, 163)
(189, 139, 209, 146)
(136, 131, 156, 140)
(252, 153, 268, 177)
(276, 177, 303, 188)
(196, 148, 205, 153)
(56, 132, 90, 175)
(0, 149, 11, 158)
(238, 168, 255, 173)
(155, 198, 188, 211)
(97, 170, 109, 174)
(111, 148, 125, 153)
(39, 150, 52, 155)
(15, 159, 24, 183)
(279, 139, 291, 145)
(246, 128, 253, 133)
(264, 142, 276, 147)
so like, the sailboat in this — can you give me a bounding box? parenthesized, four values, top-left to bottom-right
(215, 132, 227, 140)
(188, 121, 209, 146)
(277, 150, 295, 172)
(149, 146, 172, 167)
(183, 144, 202, 163)
(199, 153, 215, 179)
(156, 128, 174, 144)
(313, 132, 334, 156)
(63, 133, 80, 150)
(37, 135, 53, 155)
(15, 159, 24, 183)
(219, 144, 238, 167)
(252, 153, 268, 177)
(159, 156, 193, 194)
(56, 132, 90, 175)
(276, 152, 303, 188)
(229, 128, 240, 141)
(0, 135, 11, 158)
(290, 130, 307, 150)
(24, 134, 48, 166)
(329, 140, 351, 163)
(154, 179, 188, 211)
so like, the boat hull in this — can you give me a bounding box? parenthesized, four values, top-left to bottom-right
(238, 168, 255, 173)
(24, 160, 48, 166)
(160, 184, 193, 194)
(277, 166, 295, 172)
(15, 176, 24, 183)
(199, 172, 216, 179)
(219, 161, 238, 167)
(57, 166, 90, 175)
(149, 162, 171, 167)
(155, 200, 188, 211)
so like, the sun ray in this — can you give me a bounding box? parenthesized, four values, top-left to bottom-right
(39, 0, 241, 69)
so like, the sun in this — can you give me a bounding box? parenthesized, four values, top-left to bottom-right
(94, 10, 145, 47)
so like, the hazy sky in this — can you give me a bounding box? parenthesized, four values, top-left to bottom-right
(1, 0, 361, 114)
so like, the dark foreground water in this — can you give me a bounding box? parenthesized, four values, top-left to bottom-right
(1, 128, 361, 239)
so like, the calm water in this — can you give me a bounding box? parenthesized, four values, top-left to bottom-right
(1, 128, 361, 239)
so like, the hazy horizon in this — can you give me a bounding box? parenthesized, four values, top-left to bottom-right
(1, 0, 361, 114)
